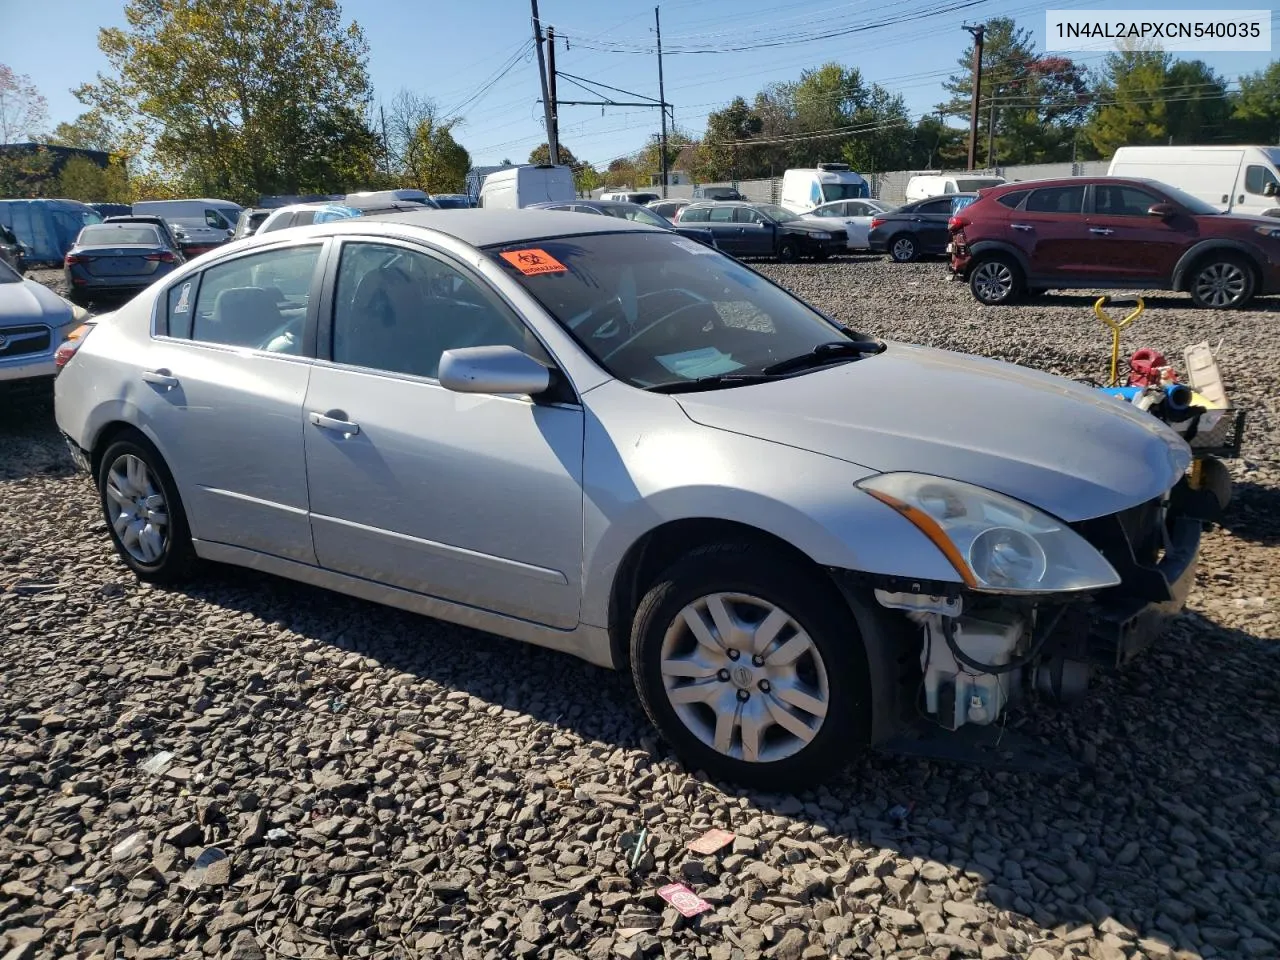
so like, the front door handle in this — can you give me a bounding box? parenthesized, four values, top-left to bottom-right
(142, 369, 179, 390)
(309, 410, 360, 436)
(1011, 223, 1034, 232)
(1089, 228, 1114, 236)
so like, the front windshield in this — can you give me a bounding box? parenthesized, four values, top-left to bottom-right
(486, 232, 873, 389)
(434, 195, 472, 208)
(601, 205, 668, 228)
(757, 204, 799, 223)
(821, 182, 868, 201)
(1158, 183, 1222, 215)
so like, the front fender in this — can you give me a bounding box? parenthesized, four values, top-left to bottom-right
(1171, 238, 1268, 290)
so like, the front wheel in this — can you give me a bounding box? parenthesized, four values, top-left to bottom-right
(889, 235, 917, 263)
(629, 543, 869, 788)
(1189, 255, 1255, 309)
(969, 255, 1024, 305)
(776, 238, 799, 262)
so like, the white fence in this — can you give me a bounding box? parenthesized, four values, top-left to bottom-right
(599, 160, 1113, 204)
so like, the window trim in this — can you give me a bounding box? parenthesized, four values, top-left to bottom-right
(316, 234, 580, 404)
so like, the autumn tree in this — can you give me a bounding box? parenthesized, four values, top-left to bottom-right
(49, 110, 121, 153)
(0, 64, 48, 142)
(57, 155, 132, 202)
(694, 97, 763, 181)
(75, 0, 379, 201)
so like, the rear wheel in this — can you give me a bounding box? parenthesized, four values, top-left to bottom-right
(1188, 254, 1255, 309)
(968, 255, 1024, 305)
(776, 238, 800, 262)
(629, 542, 869, 788)
(889, 235, 917, 263)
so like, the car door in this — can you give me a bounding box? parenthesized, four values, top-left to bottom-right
(705, 205, 742, 253)
(912, 197, 957, 253)
(842, 202, 873, 248)
(302, 237, 585, 629)
(1007, 184, 1091, 279)
(735, 207, 775, 255)
(138, 241, 326, 564)
(1085, 183, 1197, 281)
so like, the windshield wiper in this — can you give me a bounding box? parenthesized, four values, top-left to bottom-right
(761, 339, 883, 376)
(644, 373, 777, 394)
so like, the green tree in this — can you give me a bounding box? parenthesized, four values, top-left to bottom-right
(0, 64, 48, 142)
(634, 128, 696, 184)
(0, 145, 54, 197)
(840, 85, 913, 173)
(1232, 62, 1280, 141)
(1086, 47, 1171, 158)
(1163, 60, 1231, 145)
(408, 119, 470, 193)
(907, 116, 968, 169)
(49, 110, 120, 153)
(57, 155, 132, 202)
(694, 97, 763, 181)
(528, 142, 579, 166)
(76, 0, 377, 201)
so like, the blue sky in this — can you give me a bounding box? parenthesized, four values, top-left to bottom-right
(3, 0, 1275, 169)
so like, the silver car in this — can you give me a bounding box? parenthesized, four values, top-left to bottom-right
(54, 210, 1205, 786)
(1, 258, 90, 391)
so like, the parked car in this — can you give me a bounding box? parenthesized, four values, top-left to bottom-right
(1, 257, 89, 392)
(780, 163, 870, 213)
(803, 199, 897, 250)
(345, 189, 437, 208)
(948, 176, 1280, 309)
(132, 199, 242, 257)
(234, 208, 274, 239)
(905, 174, 1006, 203)
(256, 203, 364, 234)
(0, 199, 103, 265)
(0, 222, 26, 274)
(527, 199, 718, 249)
(54, 208, 1207, 786)
(104, 215, 187, 259)
(648, 198, 691, 221)
(868, 194, 974, 262)
(479, 165, 576, 209)
(63, 222, 181, 305)
(88, 202, 133, 219)
(677, 201, 846, 260)
(600, 191, 661, 205)
(431, 194, 475, 209)
(1108, 145, 1280, 217)
(692, 185, 743, 201)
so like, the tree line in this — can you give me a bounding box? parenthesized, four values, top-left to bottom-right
(4, 4, 1280, 202)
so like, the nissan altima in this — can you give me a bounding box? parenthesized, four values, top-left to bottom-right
(54, 209, 1209, 786)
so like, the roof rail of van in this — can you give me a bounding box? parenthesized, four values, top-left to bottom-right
(817, 162, 850, 171)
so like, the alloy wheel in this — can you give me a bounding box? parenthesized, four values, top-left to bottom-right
(972, 260, 1015, 303)
(891, 237, 915, 261)
(1193, 262, 1247, 307)
(659, 592, 829, 763)
(104, 454, 169, 564)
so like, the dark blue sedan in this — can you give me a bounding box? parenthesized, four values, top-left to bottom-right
(527, 200, 719, 250)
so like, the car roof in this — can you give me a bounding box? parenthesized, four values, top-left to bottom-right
(685, 200, 756, 207)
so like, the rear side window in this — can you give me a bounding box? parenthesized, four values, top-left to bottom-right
(709, 207, 736, 222)
(996, 190, 1029, 209)
(917, 198, 954, 215)
(680, 206, 709, 222)
(1025, 186, 1085, 214)
(166, 276, 199, 339)
(187, 245, 322, 353)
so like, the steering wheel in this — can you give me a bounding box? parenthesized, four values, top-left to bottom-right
(601, 300, 723, 362)
(571, 295, 631, 342)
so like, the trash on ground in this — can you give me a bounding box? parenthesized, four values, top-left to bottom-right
(657, 882, 712, 918)
(265, 828, 291, 842)
(179, 846, 230, 890)
(111, 832, 148, 861)
(620, 827, 649, 872)
(686, 827, 735, 855)
(139, 751, 174, 775)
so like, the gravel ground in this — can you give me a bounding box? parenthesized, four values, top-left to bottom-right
(2, 261, 1277, 960)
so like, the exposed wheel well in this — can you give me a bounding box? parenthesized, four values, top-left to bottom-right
(1178, 248, 1261, 293)
(90, 421, 148, 479)
(606, 518, 833, 671)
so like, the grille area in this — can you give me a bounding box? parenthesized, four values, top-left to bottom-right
(0, 325, 52, 359)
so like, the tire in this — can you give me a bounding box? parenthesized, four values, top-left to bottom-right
(629, 542, 870, 788)
(1188, 254, 1256, 309)
(67, 290, 89, 307)
(96, 432, 198, 584)
(888, 234, 917, 263)
(776, 238, 799, 262)
(968, 255, 1024, 305)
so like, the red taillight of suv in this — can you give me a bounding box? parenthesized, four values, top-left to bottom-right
(869, 217, 885, 231)
(145, 251, 176, 263)
(948, 215, 970, 232)
(54, 323, 95, 372)
(64, 253, 89, 266)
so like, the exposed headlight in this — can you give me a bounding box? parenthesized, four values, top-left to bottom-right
(1254, 225, 1280, 240)
(857, 472, 1121, 594)
(811, 231, 831, 240)
(59, 297, 91, 324)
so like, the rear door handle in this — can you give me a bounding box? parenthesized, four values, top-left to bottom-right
(1011, 223, 1034, 232)
(142, 369, 179, 390)
(309, 410, 360, 436)
(1089, 228, 1114, 236)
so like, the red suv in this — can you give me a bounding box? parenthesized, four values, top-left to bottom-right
(948, 177, 1280, 309)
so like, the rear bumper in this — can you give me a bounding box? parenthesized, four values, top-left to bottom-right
(62, 431, 92, 474)
(0, 355, 56, 383)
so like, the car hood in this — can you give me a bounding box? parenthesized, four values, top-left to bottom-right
(0, 279, 74, 329)
(673, 342, 1191, 522)
(781, 220, 838, 234)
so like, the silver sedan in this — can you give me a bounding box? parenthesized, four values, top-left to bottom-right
(54, 209, 1203, 786)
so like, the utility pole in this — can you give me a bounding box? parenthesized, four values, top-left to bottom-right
(655, 6, 669, 198)
(987, 90, 996, 169)
(531, 0, 558, 166)
(379, 105, 389, 176)
(964, 23, 984, 171)
(547, 26, 560, 166)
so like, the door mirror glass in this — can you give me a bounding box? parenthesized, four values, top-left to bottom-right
(1147, 202, 1178, 218)
(438, 345, 551, 396)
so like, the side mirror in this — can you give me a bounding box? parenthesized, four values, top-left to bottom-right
(1265, 181, 1278, 197)
(438, 344, 552, 397)
(1147, 203, 1178, 218)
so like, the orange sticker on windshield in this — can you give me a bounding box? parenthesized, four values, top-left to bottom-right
(501, 249, 567, 275)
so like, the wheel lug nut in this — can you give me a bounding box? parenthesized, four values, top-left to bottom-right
(717, 669, 730, 682)
(727, 649, 740, 661)
(758, 680, 771, 693)
(736, 689, 750, 702)
(751, 655, 764, 667)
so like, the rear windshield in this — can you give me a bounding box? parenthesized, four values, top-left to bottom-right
(954, 178, 1005, 192)
(79, 225, 160, 245)
(485, 231, 871, 390)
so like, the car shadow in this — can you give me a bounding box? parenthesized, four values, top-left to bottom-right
(0, 390, 78, 481)
(1221, 480, 1280, 545)
(169, 557, 1277, 960)
(1030, 292, 1280, 314)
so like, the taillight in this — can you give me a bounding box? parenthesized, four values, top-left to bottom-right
(54, 323, 95, 372)
(948, 215, 970, 231)
(65, 253, 89, 265)
(869, 217, 885, 230)
(145, 251, 176, 262)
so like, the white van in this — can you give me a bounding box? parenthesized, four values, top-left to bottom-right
(479, 165, 576, 209)
(904, 174, 1006, 203)
(132, 198, 243, 253)
(780, 163, 869, 213)
(1107, 145, 1280, 217)
(599, 190, 661, 205)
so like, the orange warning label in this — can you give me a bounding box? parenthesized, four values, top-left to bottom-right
(500, 249, 567, 275)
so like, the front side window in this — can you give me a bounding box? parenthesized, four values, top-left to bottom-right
(331, 241, 544, 380)
(189, 245, 321, 353)
(1245, 164, 1278, 196)
(1093, 185, 1160, 217)
(600, 205, 667, 228)
(1025, 186, 1085, 214)
(487, 232, 876, 391)
(996, 190, 1029, 209)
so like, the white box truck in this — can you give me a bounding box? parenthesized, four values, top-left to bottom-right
(479, 165, 576, 209)
(1107, 145, 1280, 217)
(780, 163, 869, 213)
